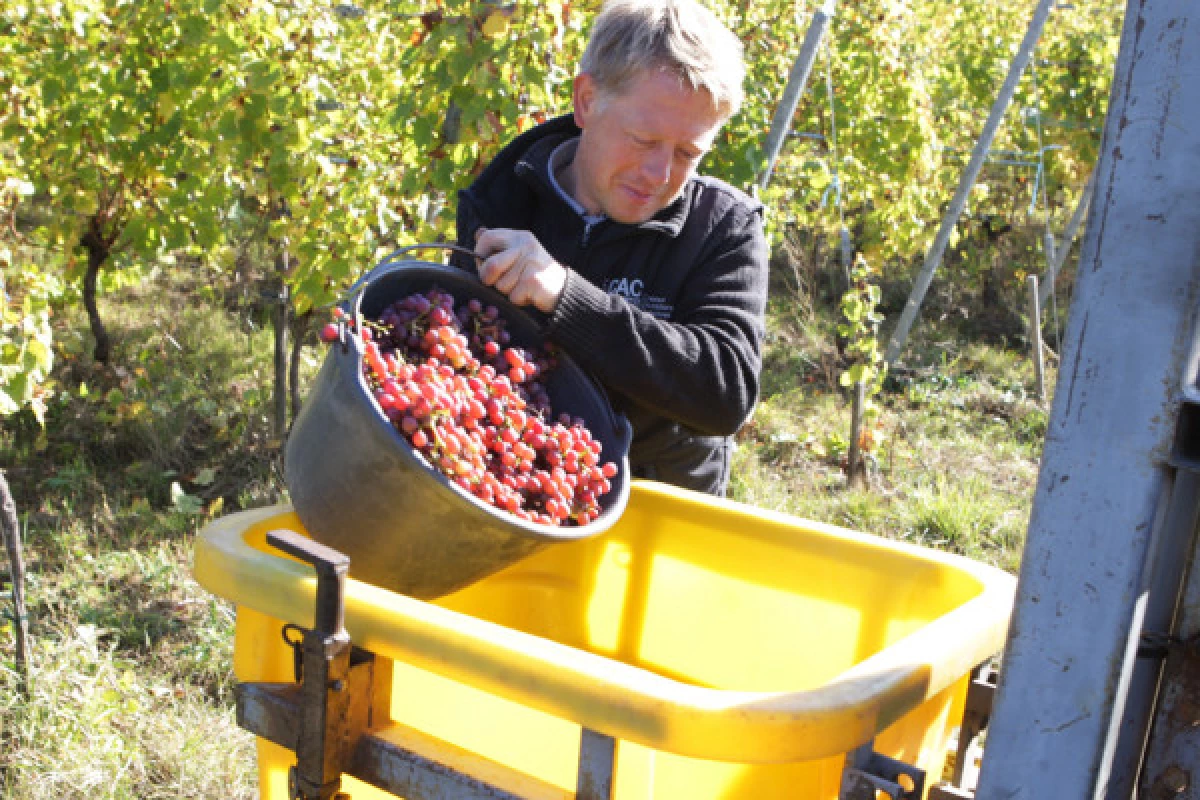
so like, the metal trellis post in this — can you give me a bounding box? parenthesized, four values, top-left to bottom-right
(756, 0, 836, 191)
(882, 0, 1057, 366)
(1038, 169, 1096, 310)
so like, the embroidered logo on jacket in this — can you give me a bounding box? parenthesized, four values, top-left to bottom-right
(604, 278, 674, 319)
(605, 277, 644, 299)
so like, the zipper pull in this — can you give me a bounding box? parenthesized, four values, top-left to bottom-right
(581, 219, 600, 249)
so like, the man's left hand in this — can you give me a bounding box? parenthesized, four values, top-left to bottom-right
(474, 227, 567, 314)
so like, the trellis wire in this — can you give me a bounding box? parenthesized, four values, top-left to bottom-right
(1028, 55, 1064, 357)
(822, 29, 852, 276)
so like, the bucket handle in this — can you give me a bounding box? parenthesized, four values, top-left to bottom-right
(376, 242, 483, 272)
(340, 242, 481, 309)
(334, 243, 482, 350)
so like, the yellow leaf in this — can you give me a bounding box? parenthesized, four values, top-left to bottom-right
(74, 190, 98, 215)
(481, 10, 510, 38)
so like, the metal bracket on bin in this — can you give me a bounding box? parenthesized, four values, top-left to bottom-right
(577, 728, 617, 800)
(839, 739, 926, 800)
(234, 530, 619, 800)
(236, 530, 375, 800)
(951, 662, 997, 788)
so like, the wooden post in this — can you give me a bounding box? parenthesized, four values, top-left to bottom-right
(1027, 275, 1046, 403)
(272, 230, 293, 444)
(847, 382, 867, 489)
(1, 470, 30, 696)
(273, 280, 290, 442)
(289, 310, 310, 426)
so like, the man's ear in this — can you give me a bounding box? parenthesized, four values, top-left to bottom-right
(573, 73, 596, 129)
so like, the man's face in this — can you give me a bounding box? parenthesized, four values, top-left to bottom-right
(570, 68, 725, 224)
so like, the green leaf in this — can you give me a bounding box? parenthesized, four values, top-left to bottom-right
(41, 76, 64, 106)
(412, 117, 434, 149)
(170, 481, 203, 514)
(150, 64, 170, 93)
(25, 338, 52, 371)
(244, 62, 278, 92)
(0, 389, 19, 417)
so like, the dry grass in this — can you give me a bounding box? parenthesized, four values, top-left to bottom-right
(0, 510, 257, 799)
(1, 271, 268, 800)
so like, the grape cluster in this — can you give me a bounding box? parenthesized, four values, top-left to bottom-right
(320, 287, 618, 527)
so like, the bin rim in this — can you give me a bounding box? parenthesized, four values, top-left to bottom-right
(194, 482, 1016, 764)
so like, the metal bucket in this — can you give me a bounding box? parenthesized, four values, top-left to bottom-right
(284, 247, 633, 599)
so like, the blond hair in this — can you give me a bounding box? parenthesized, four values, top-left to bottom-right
(579, 0, 745, 119)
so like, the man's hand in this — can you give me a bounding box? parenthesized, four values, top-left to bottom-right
(474, 227, 568, 314)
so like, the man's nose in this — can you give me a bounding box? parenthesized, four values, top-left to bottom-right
(639, 147, 671, 186)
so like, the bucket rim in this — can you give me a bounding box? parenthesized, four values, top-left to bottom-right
(334, 261, 633, 542)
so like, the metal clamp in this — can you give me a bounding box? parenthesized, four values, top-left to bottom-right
(950, 662, 997, 788)
(282, 623, 306, 682)
(1138, 631, 1200, 660)
(236, 530, 372, 800)
(236, 530, 621, 800)
(839, 740, 926, 800)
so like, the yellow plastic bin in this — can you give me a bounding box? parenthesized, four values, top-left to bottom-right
(193, 480, 1016, 799)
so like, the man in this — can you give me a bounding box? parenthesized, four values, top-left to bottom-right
(455, 0, 768, 497)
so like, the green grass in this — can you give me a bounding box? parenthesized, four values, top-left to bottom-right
(730, 294, 1048, 575)
(1, 263, 1049, 795)
(1, 269, 273, 799)
(0, 502, 258, 799)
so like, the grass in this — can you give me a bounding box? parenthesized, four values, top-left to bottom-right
(0, 262, 1049, 796)
(732, 289, 1049, 574)
(1, 267, 276, 799)
(0, 501, 259, 799)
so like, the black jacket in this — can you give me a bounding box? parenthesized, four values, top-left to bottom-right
(455, 115, 769, 496)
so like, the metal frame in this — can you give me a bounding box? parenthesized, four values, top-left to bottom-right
(948, 663, 997, 790)
(975, 1, 1200, 796)
(839, 741, 926, 800)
